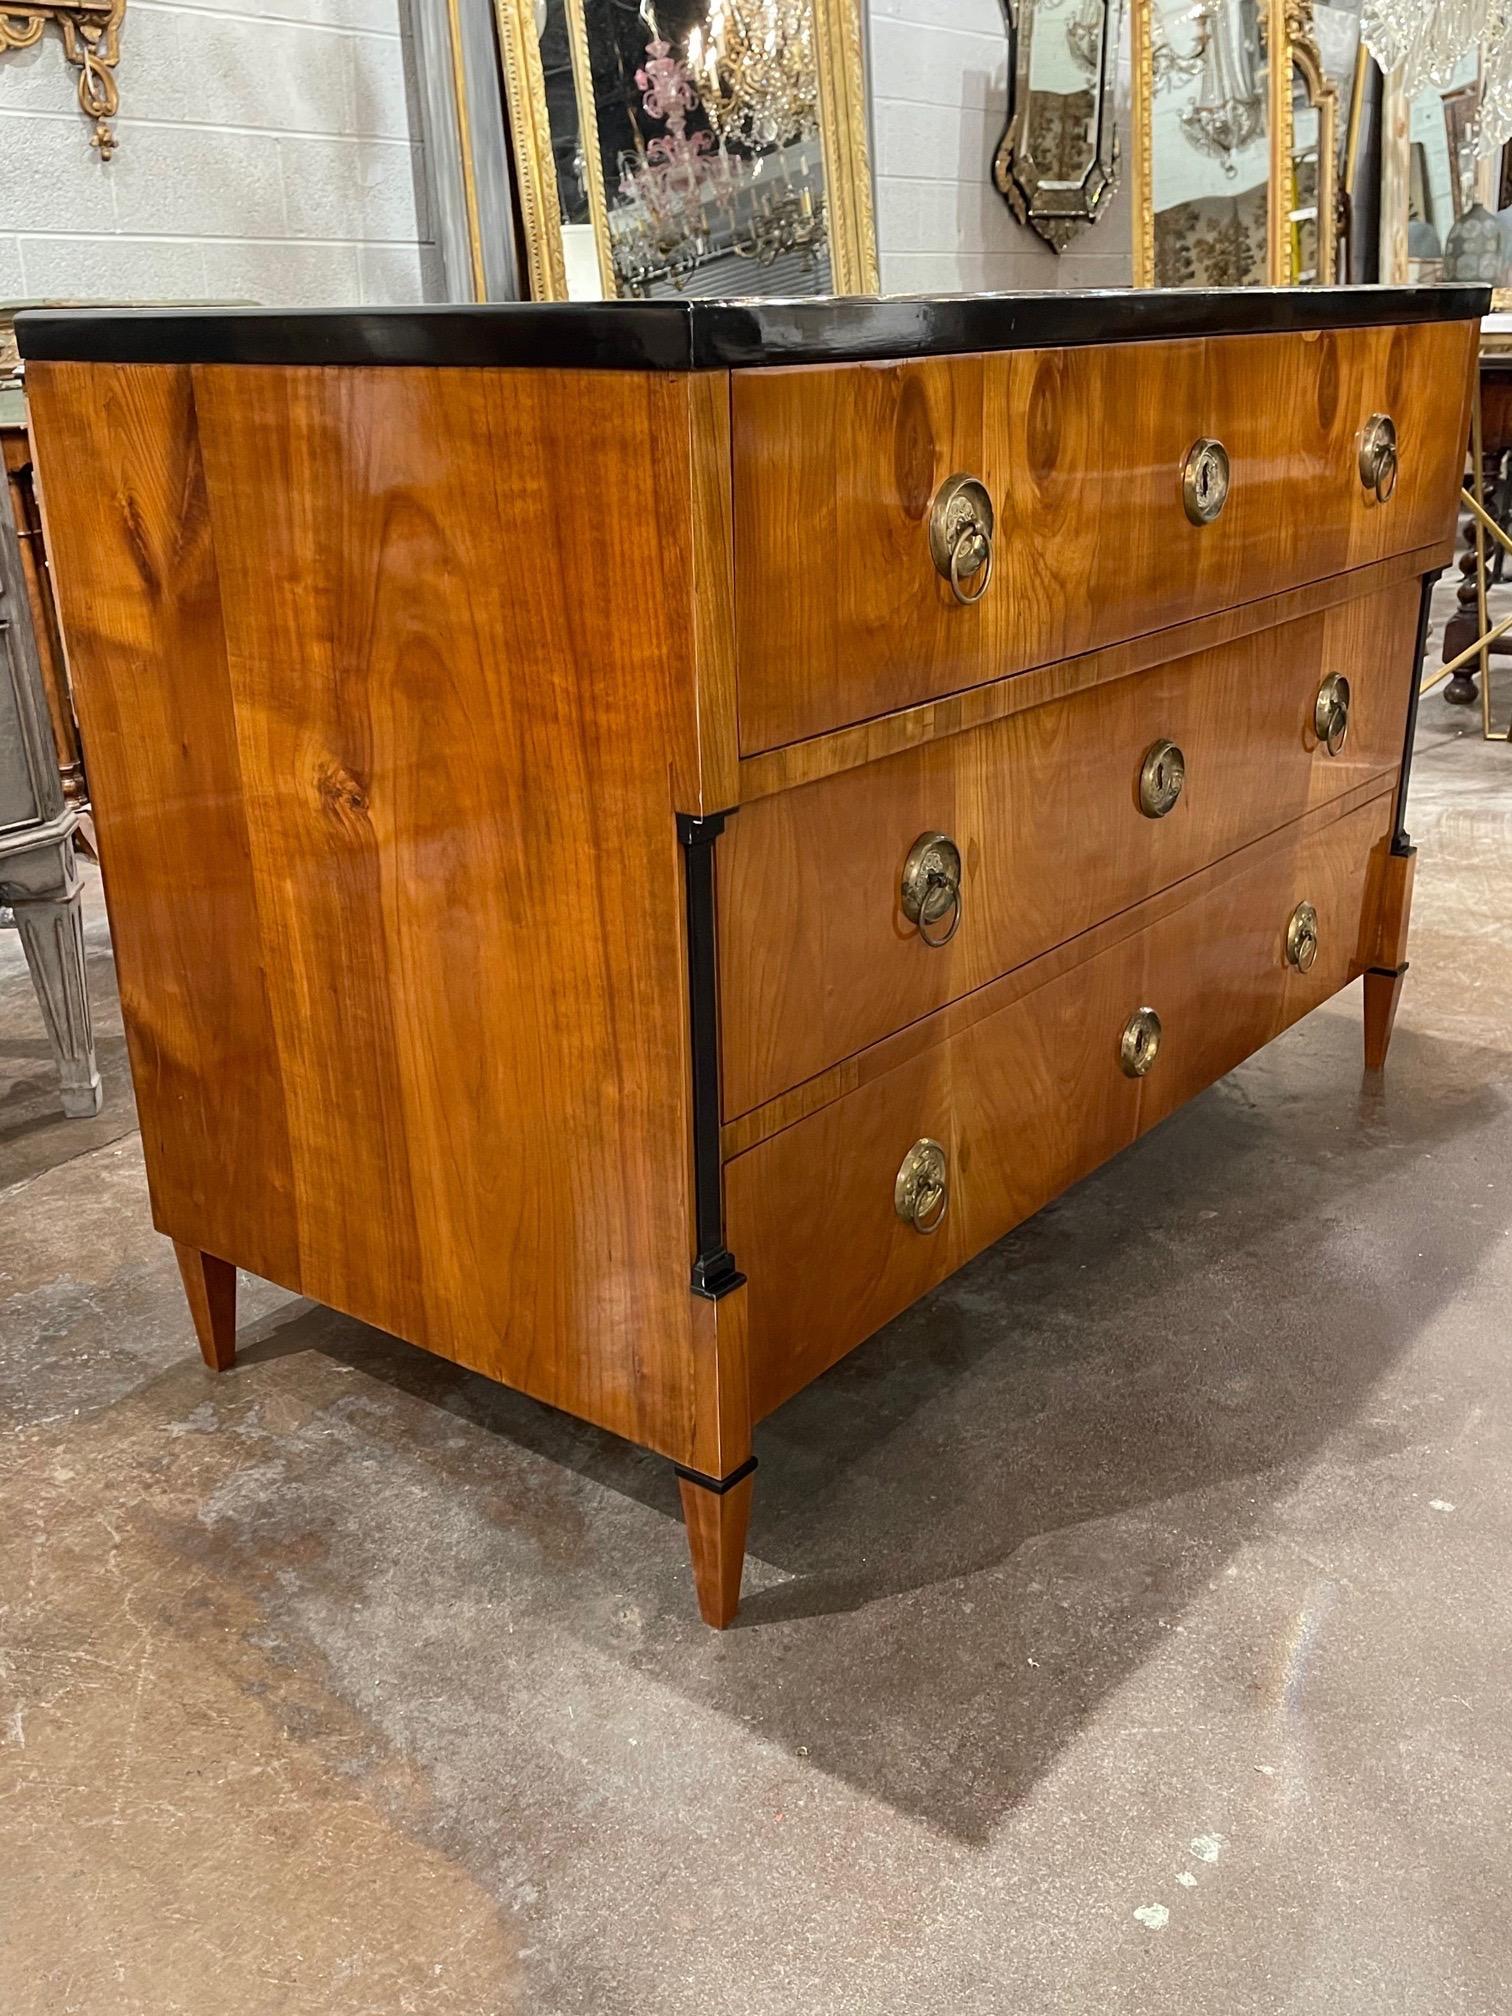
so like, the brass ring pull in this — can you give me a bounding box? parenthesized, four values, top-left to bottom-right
(901, 831, 963, 947)
(948, 527, 994, 605)
(1138, 738, 1186, 818)
(1314, 672, 1351, 756)
(1119, 1005, 1163, 1078)
(895, 1138, 949, 1235)
(929, 473, 996, 609)
(1286, 900, 1320, 972)
(1359, 414, 1398, 503)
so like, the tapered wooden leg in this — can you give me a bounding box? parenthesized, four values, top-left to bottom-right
(1364, 841, 1415, 1074)
(1364, 965, 1407, 1072)
(172, 1241, 237, 1370)
(677, 1459, 755, 1628)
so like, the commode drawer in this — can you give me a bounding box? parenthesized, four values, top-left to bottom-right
(719, 579, 1418, 1119)
(732, 319, 1474, 753)
(726, 790, 1393, 1420)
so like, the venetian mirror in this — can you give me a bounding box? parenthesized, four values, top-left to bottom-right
(1130, 0, 1338, 286)
(495, 0, 878, 300)
(992, 0, 1123, 249)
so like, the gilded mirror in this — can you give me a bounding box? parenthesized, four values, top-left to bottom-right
(495, 0, 877, 300)
(1285, 21, 1339, 282)
(1130, 0, 1337, 286)
(992, 0, 1122, 250)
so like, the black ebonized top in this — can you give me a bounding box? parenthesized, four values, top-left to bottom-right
(15, 286, 1490, 371)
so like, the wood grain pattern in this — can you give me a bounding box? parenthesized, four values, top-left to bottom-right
(719, 578, 1421, 1117)
(719, 777, 1397, 1159)
(1363, 967, 1407, 1070)
(727, 791, 1395, 1419)
(733, 321, 1478, 752)
(678, 370, 740, 817)
(735, 543, 1449, 803)
(173, 1243, 238, 1371)
(678, 1469, 754, 1628)
(1369, 844, 1417, 969)
(25, 358, 740, 1471)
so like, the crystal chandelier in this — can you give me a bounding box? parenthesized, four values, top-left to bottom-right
(1178, 1, 1266, 174)
(1064, 0, 1108, 75)
(1363, 0, 1512, 152)
(610, 6, 829, 294)
(687, 0, 819, 154)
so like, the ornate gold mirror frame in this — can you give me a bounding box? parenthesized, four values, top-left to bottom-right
(1283, 4, 1338, 284)
(494, 0, 877, 301)
(0, 0, 123, 155)
(1130, 0, 1337, 287)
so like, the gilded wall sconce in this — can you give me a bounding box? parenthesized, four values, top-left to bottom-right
(0, 0, 125, 156)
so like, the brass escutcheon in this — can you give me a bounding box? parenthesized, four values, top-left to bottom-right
(1139, 738, 1187, 818)
(1182, 437, 1230, 525)
(929, 473, 996, 606)
(1314, 672, 1351, 756)
(1359, 413, 1398, 503)
(1286, 900, 1320, 972)
(1119, 1005, 1163, 1078)
(895, 1137, 949, 1235)
(901, 830, 963, 947)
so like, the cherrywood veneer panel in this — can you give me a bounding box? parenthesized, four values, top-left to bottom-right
(732, 320, 1477, 752)
(27, 359, 728, 1466)
(728, 791, 1394, 1419)
(719, 578, 1420, 1116)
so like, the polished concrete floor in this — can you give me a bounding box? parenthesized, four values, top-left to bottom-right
(2, 656, 1509, 2014)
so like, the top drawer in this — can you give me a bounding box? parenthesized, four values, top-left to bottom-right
(731, 320, 1475, 755)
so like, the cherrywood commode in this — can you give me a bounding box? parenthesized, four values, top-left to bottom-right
(19, 288, 1484, 1628)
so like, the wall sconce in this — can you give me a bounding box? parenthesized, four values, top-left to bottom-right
(0, 0, 124, 156)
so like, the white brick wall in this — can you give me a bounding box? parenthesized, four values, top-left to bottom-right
(869, 0, 1133, 294)
(0, 0, 440, 307)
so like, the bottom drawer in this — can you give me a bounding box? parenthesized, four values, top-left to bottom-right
(728, 792, 1394, 1420)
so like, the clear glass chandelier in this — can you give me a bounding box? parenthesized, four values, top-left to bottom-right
(1363, 0, 1512, 152)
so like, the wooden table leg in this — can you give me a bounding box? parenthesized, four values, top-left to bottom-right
(676, 1458, 755, 1628)
(1364, 846, 1415, 1072)
(173, 1243, 238, 1371)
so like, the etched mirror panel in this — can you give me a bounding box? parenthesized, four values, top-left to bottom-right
(1147, 0, 1271, 285)
(993, 0, 1122, 249)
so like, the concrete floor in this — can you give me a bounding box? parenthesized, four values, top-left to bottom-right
(2, 627, 1510, 2015)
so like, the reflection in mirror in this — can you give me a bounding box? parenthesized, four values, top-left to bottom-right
(1285, 25, 1337, 283)
(1148, 0, 1270, 285)
(1408, 90, 1455, 274)
(504, 0, 874, 301)
(1405, 53, 1478, 280)
(992, 0, 1122, 250)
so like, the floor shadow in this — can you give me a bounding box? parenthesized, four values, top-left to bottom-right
(228, 1004, 1509, 1845)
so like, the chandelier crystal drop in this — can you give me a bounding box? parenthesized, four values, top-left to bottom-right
(1362, 0, 1512, 153)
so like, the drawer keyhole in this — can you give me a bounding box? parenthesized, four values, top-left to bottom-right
(1119, 1005, 1163, 1078)
(1139, 738, 1187, 818)
(1182, 438, 1231, 525)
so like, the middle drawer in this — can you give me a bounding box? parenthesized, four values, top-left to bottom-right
(719, 577, 1416, 1119)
